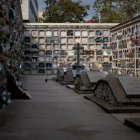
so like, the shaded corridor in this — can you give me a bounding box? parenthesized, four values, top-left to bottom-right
(0, 75, 139, 140)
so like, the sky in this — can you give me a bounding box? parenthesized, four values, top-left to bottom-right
(38, 0, 95, 20)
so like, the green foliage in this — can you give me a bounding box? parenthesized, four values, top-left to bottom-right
(93, 0, 140, 23)
(118, 0, 140, 20)
(43, 0, 90, 23)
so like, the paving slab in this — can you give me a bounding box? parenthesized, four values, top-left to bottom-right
(0, 75, 140, 140)
(118, 76, 140, 98)
(74, 88, 94, 94)
(80, 72, 91, 87)
(111, 113, 140, 123)
(98, 78, 130, 105)
(84, 95, 140, 113)
(107, 74, 140, 98)
(124, 118, 140, 132)
(86, 71, 107, 83)
(66, 70, 75, 83)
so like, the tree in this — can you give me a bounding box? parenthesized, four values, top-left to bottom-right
(93, 0, 122, 23)
(93, 0, 140, 23)
(118, 0, 140, 20)
(42, 0, 90, 23)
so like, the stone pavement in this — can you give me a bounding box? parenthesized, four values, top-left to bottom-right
(0, 75, 140, 140)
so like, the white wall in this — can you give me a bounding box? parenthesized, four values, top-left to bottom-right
(29, 0, 38, 22)
(21, 0, 29, 21)
(21, 0, 38, 22)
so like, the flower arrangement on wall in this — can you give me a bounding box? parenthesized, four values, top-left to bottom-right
(0, 0, 24, 106)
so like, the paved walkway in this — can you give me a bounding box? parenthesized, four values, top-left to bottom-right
(0, 75, 140, 140)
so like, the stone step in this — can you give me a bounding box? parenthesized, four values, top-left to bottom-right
(84, 95, 140, 113)
(124, 118, 140, 132)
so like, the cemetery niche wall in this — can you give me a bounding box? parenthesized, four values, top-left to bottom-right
(0, 0, 31, 108)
